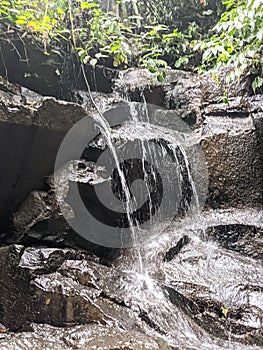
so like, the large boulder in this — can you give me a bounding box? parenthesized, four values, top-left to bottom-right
(0, 78, 118, 233)
(201, 95, 263, 209)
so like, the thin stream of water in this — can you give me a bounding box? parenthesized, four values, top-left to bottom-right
(77, 74, 262, 349)
(81, 63, 144, 272)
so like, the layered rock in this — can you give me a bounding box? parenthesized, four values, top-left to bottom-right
(1, 208, 262, 349)
(0, 78, 118, 233)
(114, 70, 263, 209)
(0, 244, 176, 349)
(0, 63, 262, 350)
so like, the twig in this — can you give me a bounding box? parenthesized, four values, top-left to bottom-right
(67, 0, 76, 48)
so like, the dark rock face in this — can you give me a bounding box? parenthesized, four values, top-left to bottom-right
(0, 245, 32, 331)
(0, 79, 118, 233)
(0, 68, 262, 236)
(114, 69, 201, 126)
(0, 94, 82, 233)
(205, 224, 263, 260)
(0, 244, 122, 330)
(200, 96, 263, 209)
(114, 68, 254, 125)
(253, 103, 263, 201)
(115, 69, 263, 209)
(163, 235, 190, 262)
(202, 130, 262, 208)
(9, 189, 71, 246)
(0, 32, 117, 100)
(7, 160, 121, 260)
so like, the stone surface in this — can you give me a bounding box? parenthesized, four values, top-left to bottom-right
(0, 79, 118, 233)
(0, 64, 262, 350)
(7, 160, 116, 258)
(162, 223, 263, 347)
(1, 208, 263, 349)
(0, 30, 117, 99)
(205, 224, 263, 260)
(114, 68, 201, 126)
(201, 130, 262, 209)
(0, 245, 129, 329)
(114, 68, 255, 127)
(0, 324, 176, 350)
(200, 95, 263, 209)
(0, 244, 175, 349)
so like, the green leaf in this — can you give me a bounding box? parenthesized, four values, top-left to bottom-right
(80, 2, 97, 10)
(149, 66, 157, 73)
(252, 76, 263, 93)
(15, 19, 26, 25)
(157, 74, 164, 83)
(113, 54, 121, 67)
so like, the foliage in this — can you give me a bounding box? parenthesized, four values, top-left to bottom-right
(119, 0, 224, 69)
(0, 1, 161, 72)
(135, 0, 223, 32)
(0, 0, 69, 52)
(0, 0, 262, 92)
(0, 0, 217, 76)
(194, 0, 263, 92)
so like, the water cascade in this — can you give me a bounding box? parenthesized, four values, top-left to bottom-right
(0, 67, 262, 350)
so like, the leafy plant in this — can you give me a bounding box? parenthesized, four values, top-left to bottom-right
(194, 0, 263, 92)
(0, 0, 219, 78)
(4, 0, 258, 90)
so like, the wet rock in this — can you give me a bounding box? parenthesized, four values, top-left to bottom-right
(166, 283, 263, 347)
(0, 79, 119, 234)
(0, 245, 132, 329)
(0, 62, 262, 350)
(205, 224, 263, 260)
(201, 129, 262, 209)
(163, 235, 190, 262)
(199, 97, 263, 209)
(252, 101, 263, 184)
(199, 69, 253, 104)
(0, 323, 175, 350)
(10, 190, 60, 244)
(114, 68, 201, 126)
(8, 160, 111, 253)
(114, 68, 254, 127)
(6, 101, 208, 251)
(0, 245, 33, 331)
(0, 90, 83, 233)
(0, 245, 176, 349)
(1, 209, 263, 349)
(0, 32, 117, 99)
(162, 225, 263, 347)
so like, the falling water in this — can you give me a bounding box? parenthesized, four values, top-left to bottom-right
(77, 71, 262, 349)
(80, 63, 146, 272)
